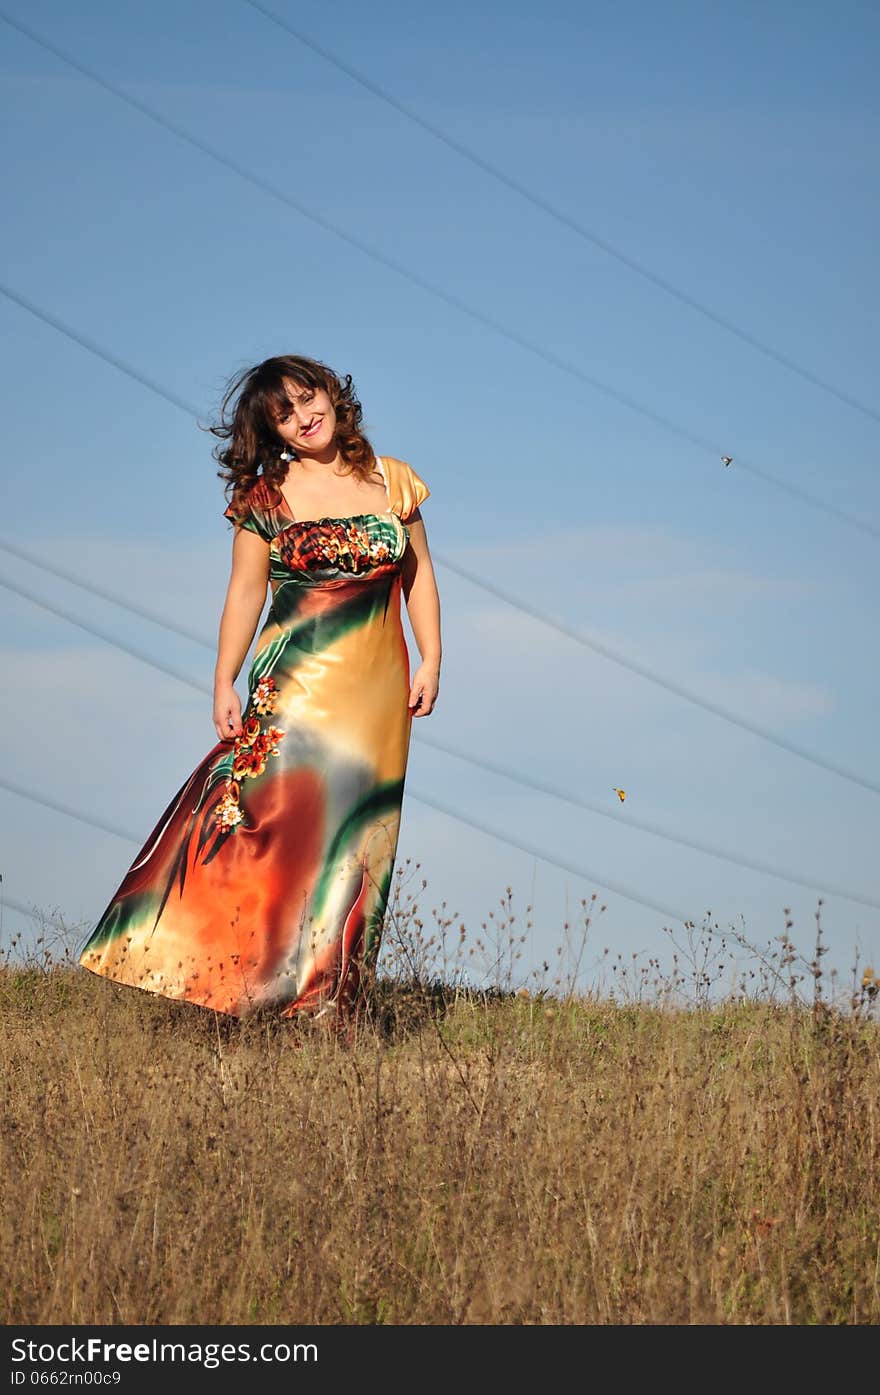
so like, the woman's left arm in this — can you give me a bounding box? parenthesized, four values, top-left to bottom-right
(401, 511, 441, 717)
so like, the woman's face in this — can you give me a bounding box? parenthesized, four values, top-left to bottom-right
(272, 377, 337, 459)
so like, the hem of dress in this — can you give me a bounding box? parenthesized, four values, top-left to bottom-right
(77, 959, 249, 1020)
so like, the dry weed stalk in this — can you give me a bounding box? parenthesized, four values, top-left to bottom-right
(2, 878, 878, 1324)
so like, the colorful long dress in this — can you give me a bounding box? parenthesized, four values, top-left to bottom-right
(78, 455, 430, 1020)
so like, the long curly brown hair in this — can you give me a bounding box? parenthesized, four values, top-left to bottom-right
(206, 354, 376, 521)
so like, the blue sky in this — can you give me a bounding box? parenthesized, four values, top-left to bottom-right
(1, 0, 878, 996)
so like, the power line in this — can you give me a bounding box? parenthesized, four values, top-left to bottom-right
(0, 25, 875, 825)
(1, 894, 83, 939)
(0, 533, 214, 648)
(0, 779, 690, 928)
(1, 21, 872, 937)
(0, 570, 213, 696)
(3, 370, 875, 798)
(6, 770, 874, 939)
(440, 556, 880, 797)
(717, 458, 877, 540)
(0, 281, 200, 419)
(4, 523, 880, 799)
(242, 0, 880, 428)
(1, 12, 878, 542)
(0, 776, 140, 843)
(1, 293, 878, 789)
(411, 784, 722, 923)
(4, 424, 880, 799)
(420, 736, 880, 912)
(1, 567, 877, 909)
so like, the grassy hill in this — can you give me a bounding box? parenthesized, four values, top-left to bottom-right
(2, 892, 878, 1325)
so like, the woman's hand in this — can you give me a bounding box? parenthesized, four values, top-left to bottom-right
(408, 662, 440, 718)
(214, 682, 243, 741)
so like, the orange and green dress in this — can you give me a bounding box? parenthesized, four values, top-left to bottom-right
(78, 455, 430, 1020)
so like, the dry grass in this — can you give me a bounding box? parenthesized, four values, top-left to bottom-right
(2, 881, 879, 1325)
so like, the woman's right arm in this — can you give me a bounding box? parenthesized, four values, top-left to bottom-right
(213, 529, 270, 741)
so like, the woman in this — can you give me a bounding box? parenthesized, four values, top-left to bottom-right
(78, 353, 441, 1034)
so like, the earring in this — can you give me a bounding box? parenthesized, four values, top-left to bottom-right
(280, 447, 295, 462)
